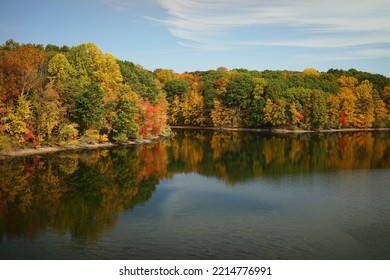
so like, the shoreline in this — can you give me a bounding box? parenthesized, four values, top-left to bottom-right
(1, 126, 390, 159)
(0, 138, 159, 159)
(170, 126, 390, 134)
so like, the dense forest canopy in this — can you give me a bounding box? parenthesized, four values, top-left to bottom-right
(1, 39, 390, 151)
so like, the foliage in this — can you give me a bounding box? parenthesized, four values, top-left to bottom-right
(79, 129, 108, 144)
(1, 39, 390, 153)
(111, 85, 140, 141)
(137, 94, 168, 138)
(3, 96, 32, 145)
(58, 123, 79, 145)
(31, 82, 62, 143)
(73, 82, 104, 133)
(118, 60, 159, 103)
(0, 44, 45, 107)
(163, 78, 190, 102)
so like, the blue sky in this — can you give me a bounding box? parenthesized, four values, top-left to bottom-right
(1, 0, 389, 76)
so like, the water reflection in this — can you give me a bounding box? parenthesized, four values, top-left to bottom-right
(0, 145, 167, 241)
(0, 130, 389, 251)
(169, 130, 390, 183)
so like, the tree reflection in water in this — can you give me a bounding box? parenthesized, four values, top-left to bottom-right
(1, 130, 389, 241)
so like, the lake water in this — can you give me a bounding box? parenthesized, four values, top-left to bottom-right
(0, 130, 389, 259)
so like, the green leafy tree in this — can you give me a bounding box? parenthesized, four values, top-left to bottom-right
(73, 82, 104, 134)
(163, 78, 190, 102)
(118, 60, 160, 103)
(111, 85, 140, 141)
(225, 73, 254, 110)
(309, 90, 328, 129)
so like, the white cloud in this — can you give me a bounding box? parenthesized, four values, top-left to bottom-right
(155, 0, 390, 52)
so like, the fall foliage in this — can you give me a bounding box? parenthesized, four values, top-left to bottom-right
(0, 40, 169, 150)
(1, 40, 390, 153)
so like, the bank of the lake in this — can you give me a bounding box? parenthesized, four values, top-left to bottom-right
(171, 125, 390, 134)
(0, 136, 168, 159)
(2, 127, 390, 159)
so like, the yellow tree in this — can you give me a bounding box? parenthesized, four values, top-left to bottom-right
(354, 80, 375, 127)
(262, 98, 274, 126)
(3, 95, 32, 144)
(373, 90, 389, 127)
(154, 69, 177, 87)
(337, 76, 358, 88)
(181, 90, 206, 126)
(211, 99, 241, 128)
(48, 53, 76, 87)
(289, 102, 304, 126)
(168, 95, 182, 125)
(303, 68, 320, 77)
(327, 95, 341, 128)
(337, 77, 358, 127)
(339, 87, 357, 127)
(383, 86, 390, 111)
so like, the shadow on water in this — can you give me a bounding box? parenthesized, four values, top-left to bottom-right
(0, 130, 389, 259)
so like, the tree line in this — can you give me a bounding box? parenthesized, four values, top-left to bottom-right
(160, 67, 390, 130)
(1, 40, 390, 151)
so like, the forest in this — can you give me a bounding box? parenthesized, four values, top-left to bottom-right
(1, 39, 390, 151)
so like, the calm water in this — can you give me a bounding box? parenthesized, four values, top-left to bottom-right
(0, 130, 390, 259)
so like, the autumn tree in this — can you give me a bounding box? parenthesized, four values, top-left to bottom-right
(31, 82, 62, 144)
(181, 90, 206, 126)
(0, 44, 45, 107)
(137, 94, 168, 138)
(327, 95, 341, 128)
(3, 95, 32, 145)
(309, 90, 328, 129)
(48, 53, 76, 87)
(154, 69, 176, 87)
(303, 68, 320, 77)
(262, 98, 287, 127)
(354, 80, 375, 127)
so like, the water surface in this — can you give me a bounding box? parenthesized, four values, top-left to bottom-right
(1, 130, 389, 259)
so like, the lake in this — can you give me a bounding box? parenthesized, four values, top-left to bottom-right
(0, 130, 389, 259)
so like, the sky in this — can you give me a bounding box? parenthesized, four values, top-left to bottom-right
(1, 0, 390, 76)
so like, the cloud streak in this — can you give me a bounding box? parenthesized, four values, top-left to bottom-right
(155, 0, 390, 53)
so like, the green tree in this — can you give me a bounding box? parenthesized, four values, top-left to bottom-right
(225, 73, 254, 110)
(118, 60, 159, 103)
(309, 90, 328, 129)
(111, 85, 139, 141)
(163, 78, 190, 102)
(73, 82, 104, 133)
